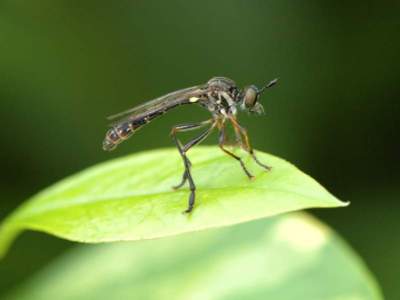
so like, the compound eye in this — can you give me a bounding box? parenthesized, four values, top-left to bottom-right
(244, 86, 258, 108)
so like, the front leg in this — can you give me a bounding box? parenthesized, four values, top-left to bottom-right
(228, 115, 271, 171)
(218, 122, 254, 179)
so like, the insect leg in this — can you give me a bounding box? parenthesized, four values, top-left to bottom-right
(229, 116, 271, 171)
(171, 120, 212, 190)
(218, 123, 254, 179)
(231, 120, 244, 147)
(172, 169, 189, 190)
(171, 120, 215, 213)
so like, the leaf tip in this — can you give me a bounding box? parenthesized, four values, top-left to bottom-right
(341, 200, 351, 207)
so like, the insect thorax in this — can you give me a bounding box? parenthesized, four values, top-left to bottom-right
(205, 77, 240, 116)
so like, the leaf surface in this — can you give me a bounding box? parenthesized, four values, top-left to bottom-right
(0, 146, 347, 258)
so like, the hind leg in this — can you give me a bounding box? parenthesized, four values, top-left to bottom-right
(170, 119, 215, 213)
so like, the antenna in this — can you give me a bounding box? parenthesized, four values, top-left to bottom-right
(258, 78, 279, 94)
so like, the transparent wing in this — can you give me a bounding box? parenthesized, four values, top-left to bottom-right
(107, 84, 207, 126)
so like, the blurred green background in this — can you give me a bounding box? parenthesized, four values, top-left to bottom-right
(0, 0, 399, 298)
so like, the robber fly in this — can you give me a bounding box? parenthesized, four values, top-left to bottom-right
(103, 76, 278, 213)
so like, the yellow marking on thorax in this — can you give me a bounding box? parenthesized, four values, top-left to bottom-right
(189, 97, 199, 103)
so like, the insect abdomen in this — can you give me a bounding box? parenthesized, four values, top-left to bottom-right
(102, 109, 170, 151)
(103, 120, 141, 151)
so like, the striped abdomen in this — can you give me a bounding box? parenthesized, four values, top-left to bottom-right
(102, 121, 139, 151)
(102, 109, 168, 151)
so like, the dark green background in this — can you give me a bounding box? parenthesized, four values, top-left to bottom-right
(0, 1, 399, 298)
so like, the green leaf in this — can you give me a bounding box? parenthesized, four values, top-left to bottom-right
(1, 213, 382, 300)
(0, 146, 347, 258)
